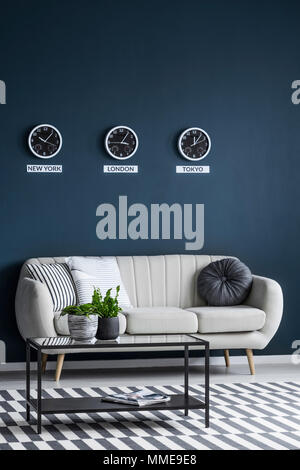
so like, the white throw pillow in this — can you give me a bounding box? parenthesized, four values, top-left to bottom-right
(66, 256, 132, 308)
(26, 263, 77, 312)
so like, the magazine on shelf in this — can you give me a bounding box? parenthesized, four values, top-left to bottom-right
(102, 389, 170, 407)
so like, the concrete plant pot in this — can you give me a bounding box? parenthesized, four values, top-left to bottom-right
(68, 314, 98, 342)
(96, 317, 119, 340)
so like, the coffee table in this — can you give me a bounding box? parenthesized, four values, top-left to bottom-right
(26, 334, 209, 434)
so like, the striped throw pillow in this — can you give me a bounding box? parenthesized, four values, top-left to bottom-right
(66, 256, 132, 308)
(26, 263, 77, 312)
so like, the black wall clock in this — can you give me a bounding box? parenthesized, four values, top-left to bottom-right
(178, 127, 211, 161)
(105, 126, 138, 160)
(28, 124, 62, 159)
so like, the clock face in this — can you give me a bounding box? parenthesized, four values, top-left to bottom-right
(28, 124, 62, 159)
(105, 126, 138, 160)
(178, 128, 211, 161)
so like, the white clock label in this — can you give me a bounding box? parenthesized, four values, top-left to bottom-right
(103, 165, 138, 173)
(27, 165, 63, 173)
(176, 165, 210, 174)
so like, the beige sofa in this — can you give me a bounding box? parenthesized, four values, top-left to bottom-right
(15, 255, 283, 381)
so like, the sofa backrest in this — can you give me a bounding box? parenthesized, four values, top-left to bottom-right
(20, 254, 229, 309)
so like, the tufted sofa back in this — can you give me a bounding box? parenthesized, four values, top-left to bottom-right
(19, 254, 230, 309)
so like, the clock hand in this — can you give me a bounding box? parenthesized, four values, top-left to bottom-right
(191, 135, 202, 146)
(44, 131, 53, 143)
(45, 142, 57, 147)
(191, 135, 206, 147)
(121, 132, 129, 143)
(38, 136, 56, 147)
(111, 141, 129, 145)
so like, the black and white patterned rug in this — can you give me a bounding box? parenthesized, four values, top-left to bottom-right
(1, 381, 300, 450)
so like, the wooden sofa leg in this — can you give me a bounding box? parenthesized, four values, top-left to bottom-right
(224, 349, 230, 367)
(246, 349, 255, 375)
(55, 354, 65, 382)
(41, 353, 48, 373)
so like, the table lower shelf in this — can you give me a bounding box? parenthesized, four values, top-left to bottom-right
(28, 394, 205, 414)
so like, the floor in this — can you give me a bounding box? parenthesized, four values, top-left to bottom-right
(1, 361, 300, 390)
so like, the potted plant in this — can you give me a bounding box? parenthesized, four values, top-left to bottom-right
(61, 303, 98, 342)
(92, 286, 121, 340)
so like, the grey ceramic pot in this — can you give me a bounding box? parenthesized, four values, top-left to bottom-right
(96, 317, 119, 340)
(68, 314, 98, 341)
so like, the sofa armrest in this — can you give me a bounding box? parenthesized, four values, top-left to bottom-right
(15, 277, 57, 340)
(244, 275, 283, 346)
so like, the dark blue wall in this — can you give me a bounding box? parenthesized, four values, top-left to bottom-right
(0, 0, 299, 361)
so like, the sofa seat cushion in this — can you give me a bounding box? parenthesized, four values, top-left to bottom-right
(122, 307, 198, 334)
(54, 312, 127, 336)
(186, 305, 266, 333)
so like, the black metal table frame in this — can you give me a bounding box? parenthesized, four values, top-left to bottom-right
(26, 335, 209, 434)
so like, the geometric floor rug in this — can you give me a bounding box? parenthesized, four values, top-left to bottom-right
(1, 381, 300, 450)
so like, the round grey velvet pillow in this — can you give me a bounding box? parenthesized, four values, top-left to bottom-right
(197, 258, 253, 306)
